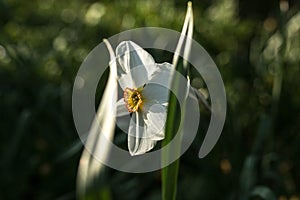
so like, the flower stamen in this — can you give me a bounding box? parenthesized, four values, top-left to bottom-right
(124, 87, 143, 112)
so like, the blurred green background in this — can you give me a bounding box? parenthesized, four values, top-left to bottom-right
(1, 0, 300, 199)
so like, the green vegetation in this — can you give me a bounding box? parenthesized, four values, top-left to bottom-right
(1, 0, 300, 199)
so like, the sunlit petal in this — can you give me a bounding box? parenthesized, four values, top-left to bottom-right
(116, 41, 156, 78)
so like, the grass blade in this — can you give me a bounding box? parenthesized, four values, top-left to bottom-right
(76, 39, 117, 199)
(161, 2, 193, 200)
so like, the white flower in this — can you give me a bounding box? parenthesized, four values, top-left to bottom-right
(115, 41, 173, 156)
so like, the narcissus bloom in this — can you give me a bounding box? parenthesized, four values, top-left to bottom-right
(115, 41, 173, 156)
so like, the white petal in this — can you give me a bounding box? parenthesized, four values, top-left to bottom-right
(141, 62, 173, 106)
(128, 112, 144, 153)
(116, 98, 129, 117)
(115, 99, 131, 133)
(118, 65, 152, 90)
(129, 137, 157, 156)
(142, 84, 169, 106)
(147, 62, 173, 87)
(116, 41, 156, 78)
(118, 72, 135, 90)
(127, 112, 157, 156)
(116, 114, 131, 134)
(128, 112, 145, 139)
(144, 104, 166, 140)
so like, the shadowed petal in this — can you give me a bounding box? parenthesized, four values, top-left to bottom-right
(145, 104, 166, 140)
(142, 84, 169, 106)
(141, 62, 173, 107)
(148, 62, 173, 86)
(116, 98, 129, 117)
(128, 112, 157, 156)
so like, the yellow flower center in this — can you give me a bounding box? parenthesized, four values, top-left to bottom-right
(124, 87, 143, 112)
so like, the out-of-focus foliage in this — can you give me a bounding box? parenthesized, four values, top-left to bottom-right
(0, 0, 299, 199)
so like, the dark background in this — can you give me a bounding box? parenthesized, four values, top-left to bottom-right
(1, 0, 300, 199)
